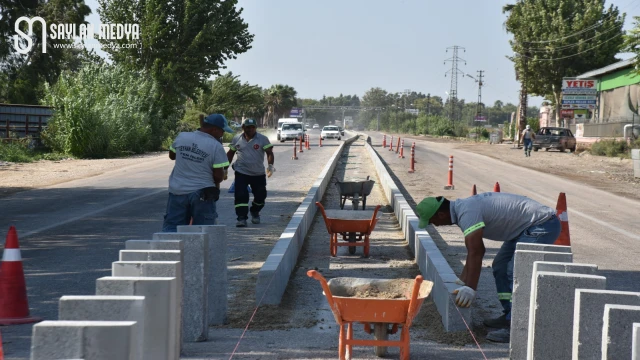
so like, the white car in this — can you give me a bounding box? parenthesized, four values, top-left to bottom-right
(313, 124, 319, 129)
(279, 123, 305, 142)
(321, 126, 341, 140)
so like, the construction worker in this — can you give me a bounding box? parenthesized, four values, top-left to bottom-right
(162, 114, 233, 232)
(416, 192, 561, 343)
(227, 118, 275, 227)
(519, 124, 536, 157)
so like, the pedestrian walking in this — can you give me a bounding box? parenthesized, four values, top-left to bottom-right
(162, 114, 233, 232)
(416, 192, 561, 343)
(227, 118, 275, 227)
(519, 125, 536, 157)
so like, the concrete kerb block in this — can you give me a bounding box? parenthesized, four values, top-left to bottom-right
(632, 149, 639, 178)
(633, 323, 640, 360)
(602, 305, 640, 360)
(177, 225, 228, 326)
(572, 289, 640, 360)
(125, 240, 184, 252)
(153, 232, 209, 342)
(112, 261, 182, 357)
(527, 271, 606, 360)
(120, 250, 181, 262)
(31, 320, 137, 360)
(58, 296, 145, 360)
(510, 251, 573, 360)
(96, 276, 176, 360)
(515, 243, 571, 253)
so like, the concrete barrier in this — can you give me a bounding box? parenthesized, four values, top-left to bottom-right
(527, 270, 606, 360)
(515, 243, 571, 253)
(572, 289, 640, 360)
(125, 240, 183, 252)
(255, 134, 360, 305)
(633, 323, 640, 360)
(96, 276, 176, 360)
(177, 225, 227, 325)
(153, 232, 209, 341)
(510, 251, 573, 360)
(602, 305, 640, 360)
(112, 261, 181, 357)
(363, 136, 467, 331)
(120, 250, 182, 262)
(31, 320, 137, 360)
(58, 296, 145, 360)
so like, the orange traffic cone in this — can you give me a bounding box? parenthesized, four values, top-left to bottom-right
(554, 193, 571, 246)
(0, 226, 42, 325)
(0, 328, 4, 360)
(471, 184, 477, 195)
(493, 182, 501, 192)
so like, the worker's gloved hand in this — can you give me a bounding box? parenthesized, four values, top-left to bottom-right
(223, 168, 228, 181)
(267, 164, 276, 178)
(452, 286, 476, 308)
(454, 278, 466, 286)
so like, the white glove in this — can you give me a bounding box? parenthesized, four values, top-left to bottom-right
(452, 286, 476, 308)
(454, 278, 466, 286)
(267, 164, 275, 178)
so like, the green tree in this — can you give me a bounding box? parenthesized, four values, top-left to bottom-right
(504, 0, 624, 126)
(264, 84, 298, 127)
(194, 72, 263, 121)
(97, 0, 253, 116)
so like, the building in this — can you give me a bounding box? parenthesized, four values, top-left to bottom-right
(576, 58, 640, 138)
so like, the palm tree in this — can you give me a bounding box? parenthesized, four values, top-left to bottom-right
(263, 84, 298, 128)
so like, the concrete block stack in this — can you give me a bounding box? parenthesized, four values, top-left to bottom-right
(507, 242, 640, 360)
(29, 227, 229, 360)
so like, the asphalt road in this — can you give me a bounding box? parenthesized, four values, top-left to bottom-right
(365, 131, 640, 293)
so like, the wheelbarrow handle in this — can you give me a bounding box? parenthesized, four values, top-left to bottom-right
(405, 275, 424, 329)
(307, 270, 344, 325)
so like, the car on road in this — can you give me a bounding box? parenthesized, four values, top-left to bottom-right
(321, 126, 341, 140)
(229, 121, 241, 129)
(279, 122, 305, 143)
(533, 127, 577, 153)
(313, 124, 319, 129)
(338, 126, 345, 136)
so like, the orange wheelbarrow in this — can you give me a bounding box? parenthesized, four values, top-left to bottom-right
(316, 202, 381, 257)
(307, 270, 433, 359)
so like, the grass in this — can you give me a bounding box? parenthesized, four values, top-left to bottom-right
(0, 140, 69, 163)
(590, 139, 640, 158)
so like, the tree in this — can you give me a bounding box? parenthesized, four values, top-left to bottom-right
(504, 0, 624, 127)
(195, 72, 263, 121)
(98, 0, 253, 116)
(264, 84, 297, 127)
(362, 87, 390, 108)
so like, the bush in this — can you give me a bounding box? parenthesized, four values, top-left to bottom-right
(590, 139, 640, 157)
(0, 139, 68, 163)
(41, 64, 163, 158)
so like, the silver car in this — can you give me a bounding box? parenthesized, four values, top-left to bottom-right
(321, 126, 341, 140)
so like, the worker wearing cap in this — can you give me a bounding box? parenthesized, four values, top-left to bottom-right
(519, 124, 536, 157)
(416, 192, 561, 343)
(227, 118, 275, 227)
(162, 114, 233, 232)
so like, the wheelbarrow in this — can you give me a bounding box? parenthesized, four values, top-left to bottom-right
(307, 270, 434, 360)
(335, 176, 375, 210)
(316, 202, 380, 257)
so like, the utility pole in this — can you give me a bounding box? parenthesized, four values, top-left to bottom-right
(426, 93, 431, 135)
(445, 46, 466, 129)
(473, 70, 485, 141)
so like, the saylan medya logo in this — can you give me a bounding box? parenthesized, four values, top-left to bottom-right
(13, 16, 139, 54)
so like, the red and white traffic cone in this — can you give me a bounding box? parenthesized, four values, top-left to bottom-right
(299, 135, 304, 153)
(471, 184, 477, 195)
(444, 155, 455, 190)
(408, 142, 416, 173)
(319, 135, 323, 147)
(389, 136, 394, 151)
(398, 139, 405, 158)
(292, 138, 298, 160)
(0, 226, 42, 325)
(554, 193, 571, 246)
(382, 134, 387, 148)
(396, 137, 401, 154)
(493, 182, 501, 192)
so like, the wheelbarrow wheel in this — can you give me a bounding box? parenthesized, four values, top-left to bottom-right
(373, 322, 389, 357)
(348, 232, 356, 255)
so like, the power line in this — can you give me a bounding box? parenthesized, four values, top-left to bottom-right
(444, 45, 466, 124)
(523, 22, 622, 52)
(516, 10, 625, 44)
(517, 32, 625, 61)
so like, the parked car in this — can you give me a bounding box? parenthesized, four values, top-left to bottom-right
(321, 126, 341, 140)
(532, 127, 577, 153)
(229, 121, 241, 129)
(313, 124, 319, 129)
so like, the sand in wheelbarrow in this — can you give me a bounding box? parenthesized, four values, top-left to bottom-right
(330, 278, 427, 300)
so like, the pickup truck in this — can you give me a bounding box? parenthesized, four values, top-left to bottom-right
(532, 127, 577, 153)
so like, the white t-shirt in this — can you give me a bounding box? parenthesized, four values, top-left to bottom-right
(168, 131, 229, 195)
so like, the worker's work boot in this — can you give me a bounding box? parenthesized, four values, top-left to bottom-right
(236, 219, 247, 227)
(251, 216, 260, 224)
(486, 328, 510, 343)
(483, 314, 510, 328)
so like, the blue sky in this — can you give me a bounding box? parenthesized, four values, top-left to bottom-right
(84, 0, 640, 107)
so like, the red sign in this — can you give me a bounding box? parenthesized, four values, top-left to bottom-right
(253, 144, 260, 150)
(561, 109, 574, 119)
